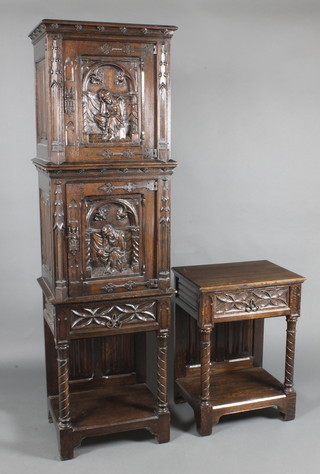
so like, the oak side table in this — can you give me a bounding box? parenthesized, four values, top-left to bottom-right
(173, 260, 305, 436)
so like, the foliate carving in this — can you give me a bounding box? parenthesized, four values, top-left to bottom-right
(85, 198, 141, 278)
(98, 148, 157, 159)
(159, 42, 168, 91)
(81, 58, 140, 144)
(50, 38, 62, 88)
(98, 180, 157, 193)
(102, 279, 158, 293)
(71, 302, 156, 329)
(215, 286, 290, 314)
(54, 182, 65, 232)
(50, 37, 63, 154)
(160, 177, 170, 226)
(68, 226, 80, 255)
(64, 86, 75, 114)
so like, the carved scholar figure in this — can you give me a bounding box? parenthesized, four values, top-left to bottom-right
(94, 89, 127, 141)
(92, 224, 126, 273)
(81, 60, 140, 144)
(86, 198, 141, 278)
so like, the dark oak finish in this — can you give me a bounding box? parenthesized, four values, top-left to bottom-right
(29, 19, 177, 459)
(173, 260, 305, 436)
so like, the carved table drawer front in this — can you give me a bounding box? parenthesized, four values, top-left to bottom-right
(213, 285, 290, 319)
(70, 300, 158, 333)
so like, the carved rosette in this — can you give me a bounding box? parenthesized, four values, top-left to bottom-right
(71, 302, 156, 329)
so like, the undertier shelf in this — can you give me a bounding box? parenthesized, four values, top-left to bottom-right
(49, 382, 159, 434)
(177, 367, 286, 410)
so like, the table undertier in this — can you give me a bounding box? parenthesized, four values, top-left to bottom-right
(176, 367, 286, 410)
(49, 382, 159, 434)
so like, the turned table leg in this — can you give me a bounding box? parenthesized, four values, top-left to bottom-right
(197, 327, 212, 436)
(56, 343, 73, 460)
(156, 330, 170, 443)
(282, 315, 298, 420)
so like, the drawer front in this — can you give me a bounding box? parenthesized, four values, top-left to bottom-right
(70, 300, 157, 332)
(213, 286, 290, 318)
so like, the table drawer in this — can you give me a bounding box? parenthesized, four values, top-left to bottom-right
(213, 285, 290, 319)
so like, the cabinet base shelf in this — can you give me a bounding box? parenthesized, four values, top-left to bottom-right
(176, 367, 296, 435)
(48, 382, 169, 459)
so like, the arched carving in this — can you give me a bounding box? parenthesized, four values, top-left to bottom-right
(81, 59, 140, 144)
(85, 197, 141, 278)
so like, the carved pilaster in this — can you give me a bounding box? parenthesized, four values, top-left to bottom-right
(158, 177, 171, 290)
(284, 315, 298, 393)
(49, 35, 64, 162)
(158, 41, 170, 161)
(200, 328, 212, 405)
(54, 181, 67, 299)
(157, 331, 169, 414)
(56, 343, 71, 429)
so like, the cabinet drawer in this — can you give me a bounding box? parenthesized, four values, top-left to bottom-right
(213, 286, 290, 320)
(69, 299, 158, 336)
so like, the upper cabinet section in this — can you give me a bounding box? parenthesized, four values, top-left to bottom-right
(29, 20, 177, 164)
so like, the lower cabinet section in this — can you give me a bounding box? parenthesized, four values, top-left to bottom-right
(43, 294, 171, 460)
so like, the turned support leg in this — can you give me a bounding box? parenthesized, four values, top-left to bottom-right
(284, 315, 298, 394)
(197, 327, 212, 436)
(282, 315, 298, 421)
(56, 343, 72, 430)
(156, 330, 170, 443)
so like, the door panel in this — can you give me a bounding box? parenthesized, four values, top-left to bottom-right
(66, 179, 157, 296)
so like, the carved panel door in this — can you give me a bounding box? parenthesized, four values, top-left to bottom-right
(66, 178, 158, 296)
(63, 38, 157, 162)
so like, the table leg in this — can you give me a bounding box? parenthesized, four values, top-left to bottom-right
(197, 327, 212, 436)
(156, 330, 170, 443)
(282, 315, 298, 421)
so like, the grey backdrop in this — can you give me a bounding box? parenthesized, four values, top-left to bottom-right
(1, 0, 319, 472)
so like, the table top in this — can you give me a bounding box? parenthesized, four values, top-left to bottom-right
(172, 260, 306, 291)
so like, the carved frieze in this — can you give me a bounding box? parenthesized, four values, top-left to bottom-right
(98, 180, 157, 193)
(214, 286, 290, 314)
(71, 302, 156, 329)
(98, 148, 157, 159)
(102, 279, 159, 293)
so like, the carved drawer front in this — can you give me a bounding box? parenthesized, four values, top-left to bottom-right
(213, 286, 290, 319)
(69, 300, 158, 335)
(66, 179, 158, 297)
(62, 38, 159, 162)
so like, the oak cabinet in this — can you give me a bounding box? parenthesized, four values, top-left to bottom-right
(30, 19, 177, 460)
